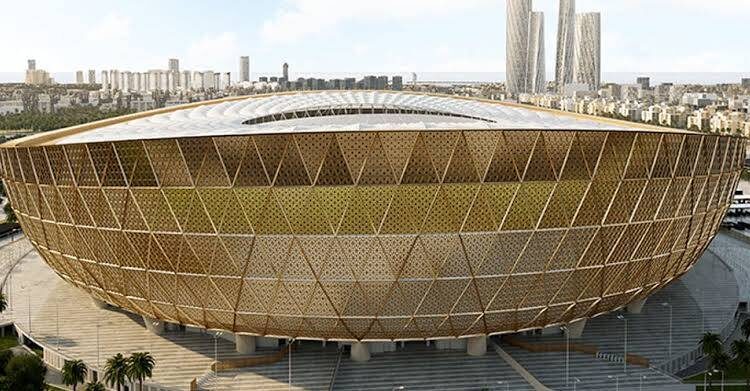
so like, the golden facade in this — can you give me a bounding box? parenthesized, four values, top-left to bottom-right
(0, 127, 744, 341)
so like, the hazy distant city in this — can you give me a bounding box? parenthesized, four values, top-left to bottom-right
(2, 0, 749, 138)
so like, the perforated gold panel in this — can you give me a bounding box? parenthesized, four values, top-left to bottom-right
(0, 128, 744, 341)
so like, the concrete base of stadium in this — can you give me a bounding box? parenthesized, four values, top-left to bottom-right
(350, 342, 371, 362)
(466, 336, 487, 356)
(235, 335, 256, 354)
(626, 298, 647, 314)
(91, 298, 109, 309)
(563, 319, 587, 339)
(142, 315, 165, 334)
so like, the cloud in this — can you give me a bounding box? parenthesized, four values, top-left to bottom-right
(260, 0, 493, 44)
(185, 32, 240, 70)
(88, 13, 131, 42)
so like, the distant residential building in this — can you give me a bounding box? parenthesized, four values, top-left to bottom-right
(555, 0, 576, 93)
(25, 60, 52, 85)
(240, 56, 250, 82)
(573, 12, 601, 91)
(392, 76, 403, 91)
(88, 70, 96, 84)
(168, 58, 179, 74)
(100, 71, 109, 91)
(742, 78, 750, 89)
(283, 63, 289, 81)
(0, 100, 24, 115)
(76, 71, 84, 84)
(377, 75, 389, 90)
(682, 93, 719, 108)
(636, 77, 650, 89)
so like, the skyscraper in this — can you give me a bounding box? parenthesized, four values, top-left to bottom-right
(27, 59, 36, 70)
(526, 12, 545, 94)
(506, 0, 532, 95)
(168, 58, 179, 73)
(555, 0, 575, 92)
(574, 12, 601, 91)
(88, 70, 96, 85)
(76, 71, 84, 84)
(283, 62, 289, 81)
(240, 56, 250, 82)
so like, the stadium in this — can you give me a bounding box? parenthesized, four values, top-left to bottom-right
(0, 91, 744, 360)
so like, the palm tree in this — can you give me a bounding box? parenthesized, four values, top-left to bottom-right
(127, 352, 155, 391)
(742, 318, 750, 341)
(701, 332, 722, 356)
(732, 339, 750, 389)
(700, 333, 723, 389)
(0, 292, 7, 313)
(83, 382, 106, 391)
(62, 359, 88, 391)
(711, 351, 731, 388)
(103, 353, 128, 391)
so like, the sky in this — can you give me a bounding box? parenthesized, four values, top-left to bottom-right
(1, 0, 749, 81)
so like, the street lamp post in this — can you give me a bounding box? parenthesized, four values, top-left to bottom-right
(608, 375, 622, 391)
(662, 302, 672, 359)
(96, 316, 100, 370)
(560, 326, 570, 388)
(617, 314, 628, 374)
(289, 338, 294, 391)
(572, 378, 581, 391)
(640, 375, 647, 391)
(213, 331, 223, 376)
(497, 381, 509, 391)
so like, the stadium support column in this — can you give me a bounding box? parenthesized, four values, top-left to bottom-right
(466, 336, 487, 356)
(626, 298, 647, 314)
(564, 319, 587, 339)
(91, 298, 109, 309)
(142, 316, 165, 335)
(236, 335, 256, 354)
(350, 342, 371, 362)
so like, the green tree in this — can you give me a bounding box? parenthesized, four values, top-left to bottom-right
(3, 203, 15, 224)
(0, 350, 13, 376)
(127, 352, 155, 391)
(0, 292, 7, 313)
(742, 318, 750, 341)
(701, 332, 723, 356)
(83, 381, 106, 391)
(62, 359, 88, 391)
(1, 353, 47, 391)
(103, 353, 128, 391)
(732, 339, 750, 389)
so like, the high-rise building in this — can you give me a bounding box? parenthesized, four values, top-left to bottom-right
(636, 77, 650, 89)
(180, 71, 191, 91)
(526, 12, 546, 94)
(221, 72, 231, 90)
(240, 56, 250, 82)
(392, 76, 403, 91)
(27, 59, 36, 70)
(88, 70, 96, 85)
(168, 58, 179, 74)
(743, 78, 750, 89)
(100, 71, 109, 91)
(574, 12, 601, 91)
(283, 62, 289, 81)
(76, 71, 84, 84)
(555, 0, 575, 92)
(506, 0, 532, 95)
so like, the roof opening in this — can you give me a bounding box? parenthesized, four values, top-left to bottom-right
(243, 105, 497, 126)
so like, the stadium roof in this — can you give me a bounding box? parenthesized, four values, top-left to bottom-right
(13, 91, 683, 146)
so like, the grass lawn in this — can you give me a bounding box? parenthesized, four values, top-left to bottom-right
(685, 362, 750, 390)
(0, 335, 18, 350)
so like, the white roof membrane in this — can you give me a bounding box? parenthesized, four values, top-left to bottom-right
(56, 91, 644, 145)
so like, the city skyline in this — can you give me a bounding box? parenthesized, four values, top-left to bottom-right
(1, 0, 749, 80)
